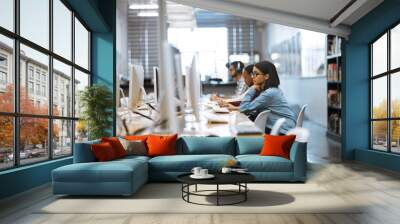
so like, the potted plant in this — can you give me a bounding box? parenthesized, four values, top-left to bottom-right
(79, 84, 113, 140)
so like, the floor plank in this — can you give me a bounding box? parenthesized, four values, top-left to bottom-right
(1, 122, 400, 224)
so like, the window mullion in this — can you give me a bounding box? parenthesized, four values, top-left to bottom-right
(48, 0, 54, 160)
(71, 10, 76, 154)
(14, 0, 21, 167)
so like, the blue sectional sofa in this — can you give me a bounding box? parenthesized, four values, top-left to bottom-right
(52, 136, 307, 196)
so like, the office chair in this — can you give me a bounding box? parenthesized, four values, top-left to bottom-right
(296, 104, 308, 127)
(254, 110, 270, 133)
(270, 118, 286, 136)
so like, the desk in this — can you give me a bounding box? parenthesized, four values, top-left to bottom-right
(116, 99, 262, 137)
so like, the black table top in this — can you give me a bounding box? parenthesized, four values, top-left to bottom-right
(177, 172, 255, 185)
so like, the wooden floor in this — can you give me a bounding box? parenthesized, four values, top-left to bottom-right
(1, 122, 400, 224)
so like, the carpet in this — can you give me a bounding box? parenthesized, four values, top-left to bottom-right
(38, 183, 362, 214)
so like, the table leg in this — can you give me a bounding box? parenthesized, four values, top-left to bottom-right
(195, 184, 198, 192)
(187, 184, 190, 202)
(217, 184, 219, 206)
(245, 183, 247, 201)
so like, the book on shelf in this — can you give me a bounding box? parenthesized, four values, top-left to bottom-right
(327, 63, 341, 82)
(327, 90, 341, 108)
(327, 36, 342, 56)
(328, 113, 341, 136)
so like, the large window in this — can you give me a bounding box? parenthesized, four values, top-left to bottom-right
(168, 27, 228, 81)
(0, 0, 91, 170)
(371, 23, 400, 153)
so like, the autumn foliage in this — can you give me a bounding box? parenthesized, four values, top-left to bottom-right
(372, 99, 400, 141)
(0, 85, 59, 151)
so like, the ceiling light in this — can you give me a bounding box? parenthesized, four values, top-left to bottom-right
(137, 11, 159, 17)
(129, 4, 158, 10)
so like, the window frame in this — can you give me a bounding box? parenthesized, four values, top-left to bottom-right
(0, 0, 92, 171)
(370, 20, 400, 153)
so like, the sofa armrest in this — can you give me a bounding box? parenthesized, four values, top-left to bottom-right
(289, 142, 307, 181)
(73, 140, 100, 163)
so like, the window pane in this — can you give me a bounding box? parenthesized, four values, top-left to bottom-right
(372, 77, 387, 119)
(20, 0, 49, 49)
(391, 72, 400, 118)
(391, 120, 400, 153)
(0, 35, 14, 112)
(20, 44, 49, 115)
(0, 116, 13, 170)
(74, 69, 89, 118)
(391, 24, 400, 70)
(53, 119, 72, 157)
(0, 0, 14, 31)
(75, 120, 88, 143)
(20, 117, 49, 165)
(53, 0, 72, 60)
(53, 59, 72, 117)
(372, 33, 387, 76)
(75, 18, 89, 70)
(372, 121, 388, 151)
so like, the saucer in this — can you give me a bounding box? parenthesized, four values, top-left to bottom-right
(190, 174, 215, 179)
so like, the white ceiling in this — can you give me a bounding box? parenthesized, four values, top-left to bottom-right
(225, 0, 352, 23)
(171, 0, 384, 38)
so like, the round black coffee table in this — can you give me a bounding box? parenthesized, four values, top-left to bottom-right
(177, 173, 255, 206)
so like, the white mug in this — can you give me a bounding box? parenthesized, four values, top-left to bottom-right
(191, 167, 202, 176)
(200, 169, 208, 176)
(221, 167, 232, 174)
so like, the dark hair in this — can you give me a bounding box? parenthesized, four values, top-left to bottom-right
(226, 61, 244, 74)
(254, 61, 280, 90)
(244, 64, 254, 75)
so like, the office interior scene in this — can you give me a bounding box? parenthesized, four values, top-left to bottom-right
(1, 0, 400, 223)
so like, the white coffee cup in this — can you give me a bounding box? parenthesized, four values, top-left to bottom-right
(221, 167, 232, 174)
(200, 169, 208, 176)
(191, 167, 202, 176)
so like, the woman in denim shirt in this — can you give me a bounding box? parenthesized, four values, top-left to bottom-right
(239, 61, 296, 134)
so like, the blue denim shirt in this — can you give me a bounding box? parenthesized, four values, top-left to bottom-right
(239, 87, 296, 133)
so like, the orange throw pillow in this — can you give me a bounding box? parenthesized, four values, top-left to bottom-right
(101, 137, 126, 158)
(124, 135, 149, 142)
(91, 142, 117, 162)
(260, 134, 296, 159)
(146, 134, 178, 157)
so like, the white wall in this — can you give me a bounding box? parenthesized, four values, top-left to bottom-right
(263, 23, 327, 127)
(279, 76, 327, 127)
(116, 0, 129, 106)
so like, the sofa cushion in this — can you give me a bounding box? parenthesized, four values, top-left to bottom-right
(101, 137, 127, 158)
(53, 158, 147, 183)
(119, 138, 148, 156)
(149, 154, 235, 172)
(260, 135, 296, 159)
(91, 142, 118, 161)
(74, 139, 100, 163)
(177, 137, 236, 155)
(236, 137, 263, 155)
(147, 134, 178, 157)
(236, 155, 293, 172)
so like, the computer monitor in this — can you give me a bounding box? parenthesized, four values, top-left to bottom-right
(152, 66, 159, 103)
(157, 41, 179, 133)
(186, 56, 201, 122)
(128, 64, 144, 109)
(172, 48, 185, 112)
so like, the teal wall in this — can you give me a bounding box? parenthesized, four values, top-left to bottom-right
(0, 0, 116, 200)
(0, 158, 72, 199)
(344, 0, 400, 171)
(91, 0, 116, 135)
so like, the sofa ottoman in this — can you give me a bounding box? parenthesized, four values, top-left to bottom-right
(53, 154, 148, 196)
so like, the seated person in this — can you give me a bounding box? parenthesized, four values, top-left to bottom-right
(210, 61, 246, 101)
(239, 61, 296, 134)
(218, 64, 254, 110)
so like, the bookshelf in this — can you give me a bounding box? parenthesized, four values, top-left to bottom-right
(326, 35, 343, 142)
